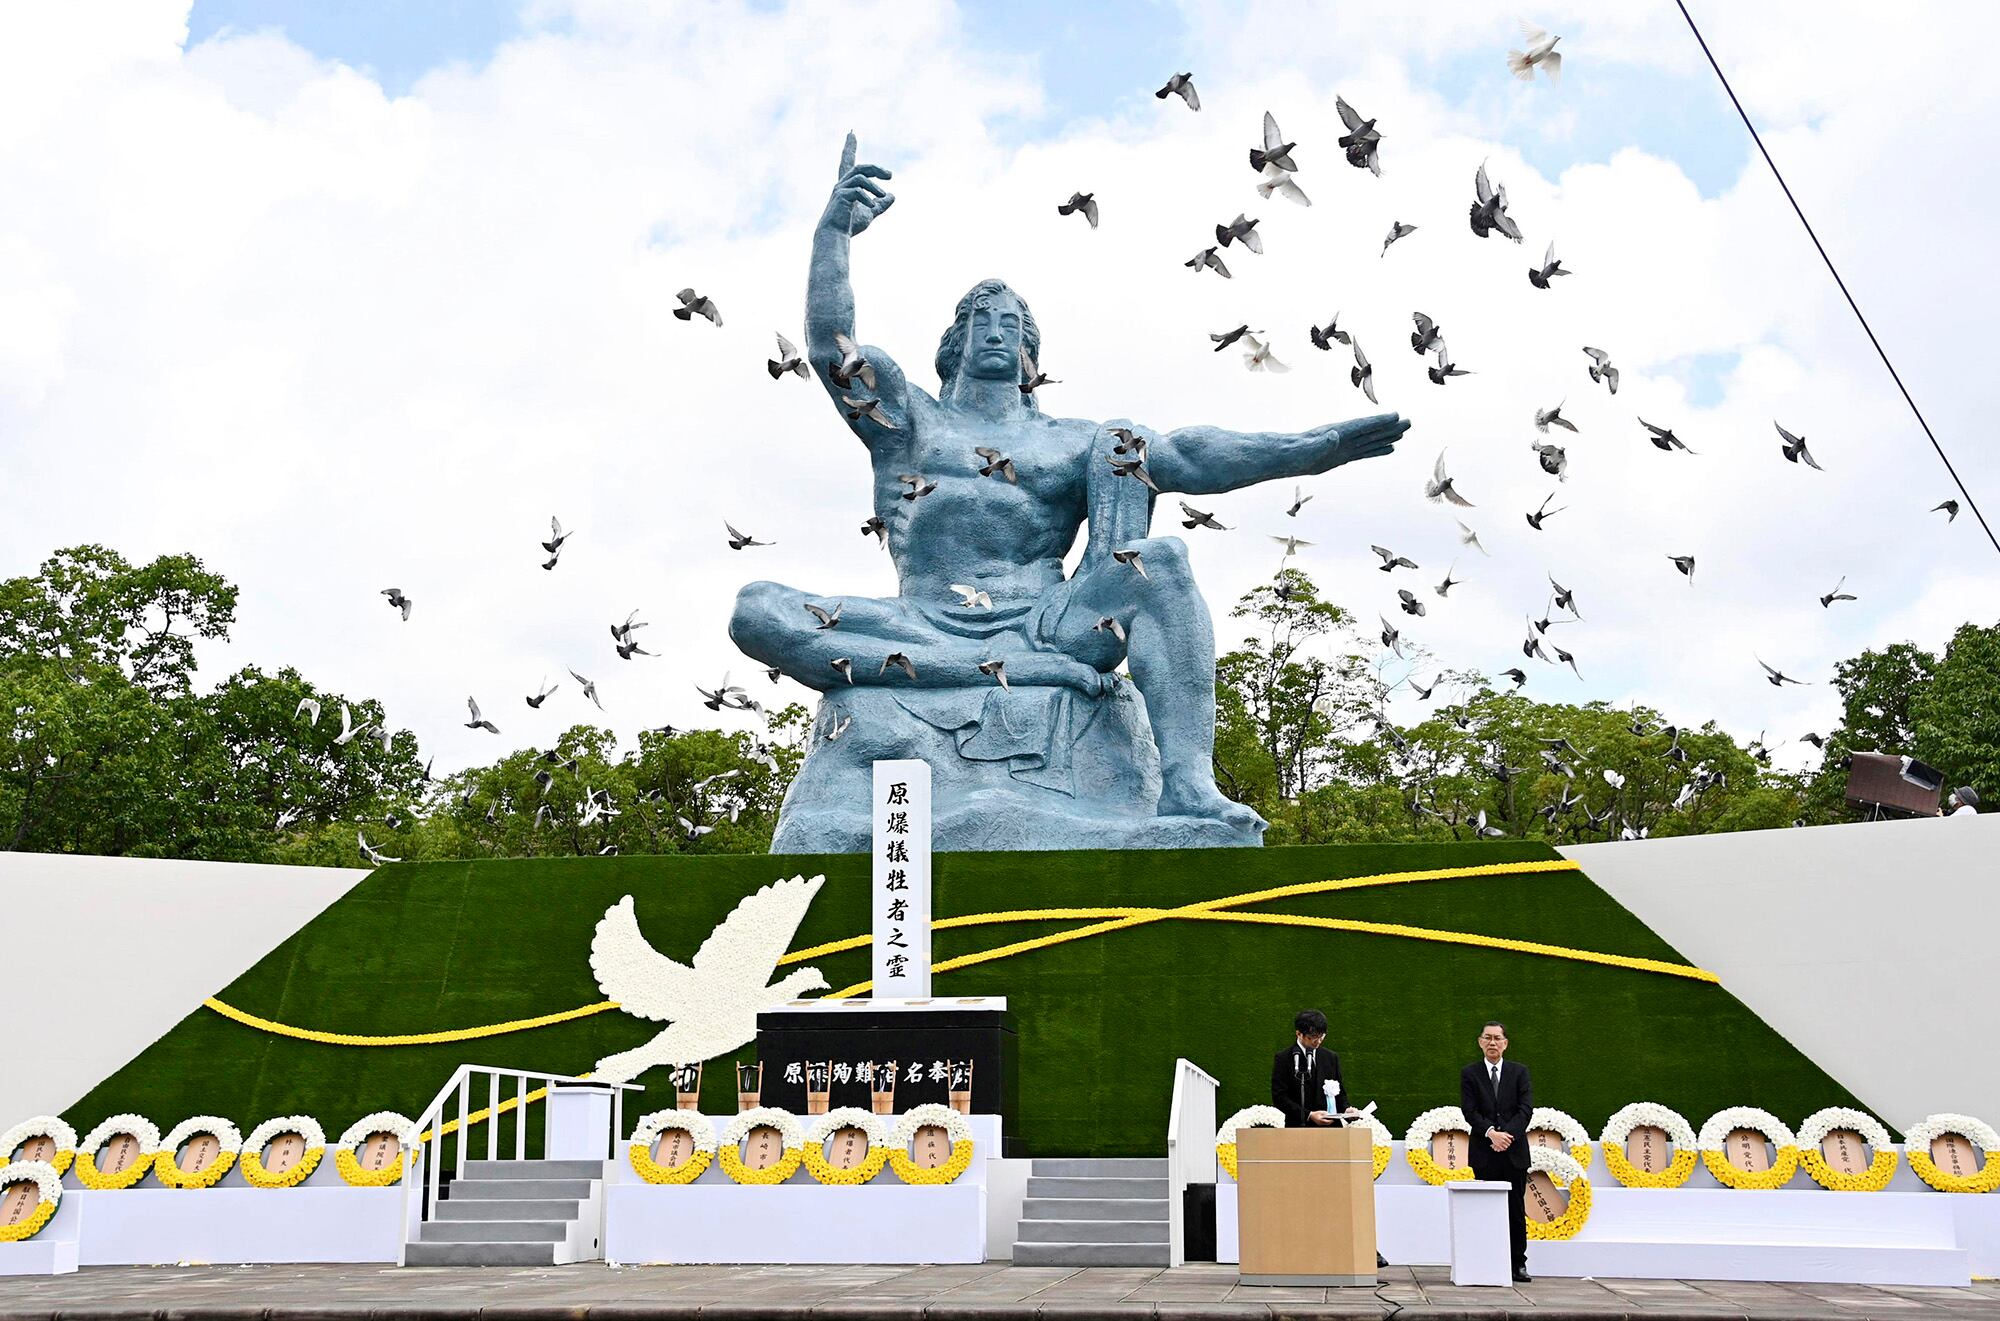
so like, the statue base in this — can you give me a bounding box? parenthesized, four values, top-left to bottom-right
(772, 684, 1262, 853)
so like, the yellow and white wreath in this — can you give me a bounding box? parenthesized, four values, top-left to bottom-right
(334, 1112, 421, 1187)
(1406, 1106, 1475, 1185)
(154, 1116, 242, 1189)
(1904, 1113, 2000, 1194)
(0, 1117, 77, 1176)
(1529, 1107, 1594, 1169)
(0, 1160, 62, 1242)
(1600, 1102, 1698, 1188)
(1215, 1105, 1284, 1181)
(240, 1116, 326, 1188)
(887, 1103, 974, 1185)
(1797, 1107, 1898, 1192)
(1699, 1106, 1800, 1190)
(1525, 1145, 1593, 1241)
(76, 1114, 161, 1190)
(718, 1107, 804, 1185)
(629, 1109, 717, 1185)
(802, 1108, 887, 1185)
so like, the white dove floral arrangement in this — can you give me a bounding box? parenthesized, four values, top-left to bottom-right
(629, 1110, 717, 1185)
(1528, 1107, 1594, 1169)
(802, 1108, 888, 1185)
(1214, 1105, 1284, 1181)
(334, 1112, 422, 1187)
(153, 1116, 242, 1189)
(1598, 1102, 1698, 1188)
(1405, 1106, 1475, 1185)
(240, 1116, 327, 1188)
(1796, 1107, 1899, 1192)
(1698, 1106, 1800, 1190)
(886, 1104, 974, 1184)
(1905, 1113, 2000, 1194)
(0, 1160, 62, 1242)
(76, 1114, 161, 1189)
(718, 1107, 805, 1184)
(1525, 1145, 1593, 1241)
(0, 1117, 77, 1175)
(586, 877, 830, 1086)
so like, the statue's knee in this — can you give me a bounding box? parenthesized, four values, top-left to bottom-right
(1131, 535, 1191, 583)
(729, 580, 792, 652)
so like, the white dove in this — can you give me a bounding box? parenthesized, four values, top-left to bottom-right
(588, 876, 831, 1083)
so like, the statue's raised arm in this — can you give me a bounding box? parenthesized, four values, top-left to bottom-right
(806, 134, 920, 445)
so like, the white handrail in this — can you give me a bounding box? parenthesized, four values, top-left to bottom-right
(398, 1064, 644, 1264)
(1164, 1057, 1220, 1268)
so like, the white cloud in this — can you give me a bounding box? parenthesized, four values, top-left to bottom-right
(0, 0, 1992, 786)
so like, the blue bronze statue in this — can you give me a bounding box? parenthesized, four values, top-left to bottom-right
(732, 135, 1409, 852)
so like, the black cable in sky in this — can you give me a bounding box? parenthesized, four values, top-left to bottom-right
(1675, 0, 1998, 556)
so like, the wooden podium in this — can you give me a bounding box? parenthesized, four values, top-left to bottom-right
(1236, 1126, 1377, 1287)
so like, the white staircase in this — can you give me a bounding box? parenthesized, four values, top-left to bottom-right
(1011, 1157, 1170, 1266)
(404, 1159, 604, 1267)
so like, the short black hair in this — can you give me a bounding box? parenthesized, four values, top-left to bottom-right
(1480, 1019, 1508, 1035)
(1295, 1009, 1328, 1036)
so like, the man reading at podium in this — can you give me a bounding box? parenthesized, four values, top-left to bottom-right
(1461, 1019, 1534, 1283)
(1270, 1009, 1362, 1127)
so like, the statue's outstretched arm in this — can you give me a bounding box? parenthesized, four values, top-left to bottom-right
(1149, 413, 1410, 495)
(806, 134, 916, 444)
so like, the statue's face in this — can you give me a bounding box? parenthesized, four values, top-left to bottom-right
(961, 293, 1025, 382)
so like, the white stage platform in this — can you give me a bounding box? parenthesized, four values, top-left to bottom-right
(1214, 1142, 1991, 1286)
(0, 1190, 79, 1276)
(603, 1112, 995, 1266)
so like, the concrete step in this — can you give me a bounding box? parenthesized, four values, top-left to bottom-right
(460, 1158, 604, 1181)
(1016, 1218, 1171, 1244)
(435, 1197, 580, 1221)
(445, 1177, 595, 1200)
(1011, 1241, 1171, 1267)
(404, 1240, 558, 1268)
(1024, 1176, 1168, 1200)
(1031, 1157, 1168, 1178)
(1020, 1196, 1170, 1222)
(418, 1220, 569, 1244)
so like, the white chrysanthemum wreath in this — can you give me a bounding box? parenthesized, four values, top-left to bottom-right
(1215, 1105, 1284, 1181)
(887, 1103, 974, 1184)
(76, 1114, 161, 1190)
(1599, 1102, 1697, 1188)
(1904, 1113, 2000, 1194)
(334, 1112, 421, 1187)
(802, 1108, 886, 1185)
(1528, 1107, 1593, 1169)
(1796, 1107, 1897, 1192)
(154, 1116, 243, 1189)
(718, 1107, 804, 1184)
(0, 1161, 62, 1242)
(629, 1109, 717, 1185)
(0, 1117, 77, 1176)
(240, 1116, 327, 1188)
(1699, 1106, 1799, 1190)
(1525, 1145, 1592, 1240)
(1406, 1106, 1474, 1185)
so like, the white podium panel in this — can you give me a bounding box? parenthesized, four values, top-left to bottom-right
(73, 1186, 406, 1265)
(0, 1192, 80, 1275)
(1447, 1181, 1512, 1286)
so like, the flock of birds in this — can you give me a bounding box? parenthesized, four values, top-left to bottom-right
(306, 20, 1972, 860)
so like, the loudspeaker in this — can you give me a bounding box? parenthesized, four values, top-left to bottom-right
(1844, 751, 1943, 817)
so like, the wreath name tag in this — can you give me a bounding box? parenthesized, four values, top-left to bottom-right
(739, 1124, 787, 1172)
(357, 1131, 401, 1172)
(99, 1133, 145, 1177)
(1725, 1127, 1773, 1173)
(825, 1125, 872, 1171)
(177, 1133, 222, 1175)
(1527, 1129, 1567, 1155)
(262, 1132, 308, 1175)
(1933, 1133, 1980, 1178)
(11, 1136, 56, 1165)
(1429, 1131, 1464, 1169)
(1525, 1168, 1568, 1222)
(909, 1123, 952, 1170)
(0, 1180, 38, 1227)
(1625, 1123, 1672, 1174)
(1820, 1128, 1869, 1176)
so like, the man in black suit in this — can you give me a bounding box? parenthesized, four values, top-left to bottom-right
(1272, 1010, 1386, 1268)
(1460, 1019, 1533, 1283)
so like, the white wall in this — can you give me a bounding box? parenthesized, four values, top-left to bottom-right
(1561, 814, 2000, 1131)
(2, 852, 369, 1125)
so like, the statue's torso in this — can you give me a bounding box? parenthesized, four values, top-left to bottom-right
(872, 400, 1096, 614)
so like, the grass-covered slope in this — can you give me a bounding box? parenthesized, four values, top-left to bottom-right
(68, 843, 1867, 1155)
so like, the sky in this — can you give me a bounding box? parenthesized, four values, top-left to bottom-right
(2, 0, 1995, 785)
